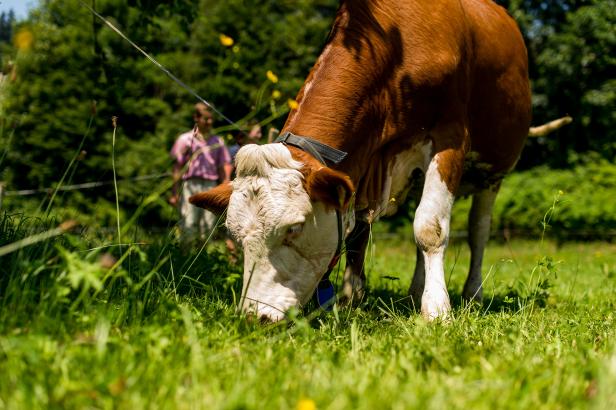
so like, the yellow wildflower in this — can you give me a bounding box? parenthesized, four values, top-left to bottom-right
(266, 70, 279, 83)
(14, 29, 33, 50)
(219, 34, 234, 47)
(287, 99, 299, 110)
(297, 399, 316, 410)
(271, 90, 281, 100)
(107, 377, 127, 396)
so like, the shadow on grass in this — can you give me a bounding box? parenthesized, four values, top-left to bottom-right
(336, 284, 549, 320)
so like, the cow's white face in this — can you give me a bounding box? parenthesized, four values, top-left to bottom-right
(190, 144, 354, 322)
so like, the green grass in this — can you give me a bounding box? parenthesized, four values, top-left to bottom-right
(1, 213, 615, 410)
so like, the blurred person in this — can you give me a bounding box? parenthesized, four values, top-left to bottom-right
(169, 102, 232, 245)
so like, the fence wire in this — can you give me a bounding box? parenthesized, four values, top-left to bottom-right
(2, 173, 170, 197)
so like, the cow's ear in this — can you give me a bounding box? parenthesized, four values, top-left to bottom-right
(189, 182, 232, 215)
(306, 167, 354, 210)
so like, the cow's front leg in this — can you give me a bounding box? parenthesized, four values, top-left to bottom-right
(413, 148, 463, 320)
(463, 187, 498, 302)
(342, 219, 370, 304)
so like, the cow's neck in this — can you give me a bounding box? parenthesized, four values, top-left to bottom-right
(282, 53, 388, 184)
(282, 5, 397, 184)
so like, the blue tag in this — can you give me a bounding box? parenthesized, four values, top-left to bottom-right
(315, 280, 335, 311)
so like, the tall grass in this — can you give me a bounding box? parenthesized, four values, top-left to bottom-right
(1, 142, 612, 407)
(111, 116, 122, 248)
(2, 209, 615, 408)
(1, 115, 615, 407)
(0, 210, 240, 328)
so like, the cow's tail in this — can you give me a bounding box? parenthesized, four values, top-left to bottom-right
(528, 116, 573, 137)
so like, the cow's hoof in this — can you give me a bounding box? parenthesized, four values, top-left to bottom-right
(340, 285, 365, 307)
(339, 291, 365, 307)
(341, 276, 365, 306)
(421, 291, 451, 321)
(408, 288, 423, 311)
(421, 306, 451, 322)
(462, 284, 483, 304)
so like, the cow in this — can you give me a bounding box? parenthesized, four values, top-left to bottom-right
(190, 0, 532, 322)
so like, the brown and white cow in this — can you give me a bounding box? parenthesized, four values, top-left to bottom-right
(190, 0, 532, 321)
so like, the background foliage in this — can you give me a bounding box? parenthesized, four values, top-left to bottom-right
(505, 0, 616, 168)
(0, 0, 614, 232)
(1, 3, 615, 407)
(444, 160, 616, 240)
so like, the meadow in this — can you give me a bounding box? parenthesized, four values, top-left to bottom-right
(1, 212, 615, 410)
(1, 1, 615, 408)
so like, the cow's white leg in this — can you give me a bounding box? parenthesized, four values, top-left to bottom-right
(463, 188, 498, 302)
(342, 220, 370, 304)
(408, 246, 424, 310)
(413, 152, 458, 320)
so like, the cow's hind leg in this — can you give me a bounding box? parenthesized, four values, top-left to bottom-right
(463, 187, 498, 302)
(414, 148, 463, 320)
(408, 246, 424, 310)
(342, 219, 370, 304)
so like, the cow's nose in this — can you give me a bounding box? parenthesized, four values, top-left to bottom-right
(246, 312, 274, 324)
(242, 300, 287, 323)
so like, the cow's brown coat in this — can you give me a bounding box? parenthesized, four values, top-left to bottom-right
(283, 0, 530, 210)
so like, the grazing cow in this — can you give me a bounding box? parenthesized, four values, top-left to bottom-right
(190, 0, 531, 321)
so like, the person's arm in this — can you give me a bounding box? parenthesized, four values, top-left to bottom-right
(169, 136, 188, 206)
(220, 162, 232, 183)
(169, 162, 182, 206)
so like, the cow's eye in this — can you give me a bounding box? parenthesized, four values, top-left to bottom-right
(286, 223, 304, 239)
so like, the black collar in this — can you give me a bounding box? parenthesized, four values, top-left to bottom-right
(275, 131, 348, 166)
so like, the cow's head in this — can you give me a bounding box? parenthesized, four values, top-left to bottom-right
(190, 143, 354, 322)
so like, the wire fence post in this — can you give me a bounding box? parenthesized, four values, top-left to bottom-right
(0, 181, 5, 210)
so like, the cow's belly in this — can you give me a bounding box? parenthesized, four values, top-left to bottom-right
(457, 151, 510, 197)
(359, 145, 511, 222)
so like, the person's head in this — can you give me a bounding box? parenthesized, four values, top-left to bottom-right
(234, 120, 262, 146)
(234, 132, 248, 146)
(247, 123, 262, 142)
(193, 102, 213, 133)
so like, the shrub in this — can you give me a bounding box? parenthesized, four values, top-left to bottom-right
(492, 160, 616, 240)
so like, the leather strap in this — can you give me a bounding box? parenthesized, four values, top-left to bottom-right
(275, 131, 348, 166)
